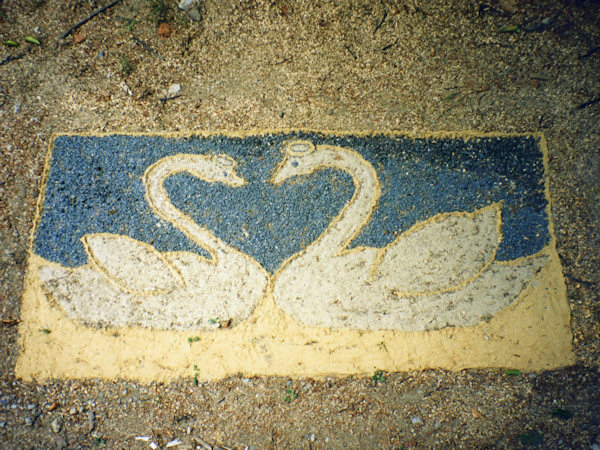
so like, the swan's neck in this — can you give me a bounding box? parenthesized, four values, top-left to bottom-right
(144, 156, 231, 262)
(304, 146, 380, 258)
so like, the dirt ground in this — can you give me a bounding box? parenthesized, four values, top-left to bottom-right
(0, 0, 599, 448)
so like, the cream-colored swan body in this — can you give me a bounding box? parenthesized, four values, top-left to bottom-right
(38, 154, 269, 331)
(270, 140, 547, 331)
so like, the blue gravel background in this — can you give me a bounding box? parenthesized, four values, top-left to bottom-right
(34, 132, 549, 274)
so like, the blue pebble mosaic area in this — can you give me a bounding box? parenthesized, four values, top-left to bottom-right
(34, 132, 550, 274)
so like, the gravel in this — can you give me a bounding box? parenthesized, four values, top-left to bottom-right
(0, 0, 598, 448)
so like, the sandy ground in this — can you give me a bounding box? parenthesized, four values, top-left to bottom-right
(0, 0, 598, 448)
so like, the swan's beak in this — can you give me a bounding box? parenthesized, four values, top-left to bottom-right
(270, 157, 298, 185)
(230, 175, 247, 187)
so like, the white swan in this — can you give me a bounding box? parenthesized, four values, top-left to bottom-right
(270, 140, 547, 332)
(38, 153, 269, 331)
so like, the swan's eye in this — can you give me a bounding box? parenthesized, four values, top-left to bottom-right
(215, 154, 235, 168)
(223, 171, 228, 177)
(291, 160, 299, 167)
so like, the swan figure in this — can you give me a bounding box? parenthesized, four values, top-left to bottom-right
(38, 153, 269, 331)
(270, 140, 547, 332)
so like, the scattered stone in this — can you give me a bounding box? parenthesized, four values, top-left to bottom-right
(48, 401, 59, 411)
(158, 23, 171, 38)
(150, 442, 159, 450)
(411, 416, 422, 425)
(69, 406, 77, 415)
(178, 0, 202, 21)
(26, 403, 37, 410)
(167, 84, 181, 97)
(186, 7, 201, 21)
(178, 0, 196, 9)
(87, 410, 95, 432)
(0, 421, 5, 428)
(51, 417, 61, 433)
(25, 417, 34, 426)
(166, 438, 183, 447)
(120, 81, 133, 96)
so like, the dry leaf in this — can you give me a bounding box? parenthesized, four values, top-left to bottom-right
(73, 31, 86, 44)
(471, 408, 486, 420)
(158, 23, 171, 38)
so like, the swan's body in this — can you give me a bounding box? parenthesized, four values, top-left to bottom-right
(38, 154, 269, 331)
(270, 140, 546, 331)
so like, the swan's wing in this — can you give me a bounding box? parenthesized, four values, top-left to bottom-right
(371, 203, 502, 295)
(378, 254, 548, 332)
(38, 263, 135, 328)
(82, 233, 185, 295)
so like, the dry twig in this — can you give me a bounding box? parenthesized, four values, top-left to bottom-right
(59, 0, 124, 40)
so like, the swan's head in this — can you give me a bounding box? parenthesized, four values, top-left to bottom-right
(196, 154, 246, 187)
(271, 140, 317, 185)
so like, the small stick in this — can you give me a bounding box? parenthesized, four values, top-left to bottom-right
(345, 44, 357, 60)
(159, 94, 182, 103)
(131, 35, 163, 60)
(576, 96, 600, 110)
(374, 3, 387, 35)
(59, 0, 123, 40)
(580, 46, 600, 59)
(381, 38, 398, 51)
(0, 52, 26, 66)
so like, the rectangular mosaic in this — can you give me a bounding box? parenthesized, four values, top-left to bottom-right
(16, 131, 574, 381)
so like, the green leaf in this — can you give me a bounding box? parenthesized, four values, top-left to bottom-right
(208, 319, 217, 325)
(444, 92, 458, 101)
(551, 408, 573, 420)
(505, 369, 521, 376)
(24, 36, 40, 45)
(519, 431, 542, 445)
(3, 40, 19, 47)
(39, 328, 51, 334)
(499, 25, 520, 33)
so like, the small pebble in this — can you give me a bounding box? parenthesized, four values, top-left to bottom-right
(51, 417, 61, 433)
(150, 442, 159, 450)
(25, 417, 34, 426)
(166, 438, 182, 447)
(167, 84, 181, 97)
(69, 407, 77, 415)
(0, 421, 5, 428)
(88, 411, 96, 432)
(178, 0, 196, 9)
(187, 7, 202, 21)
(411, 416, 422, 425)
